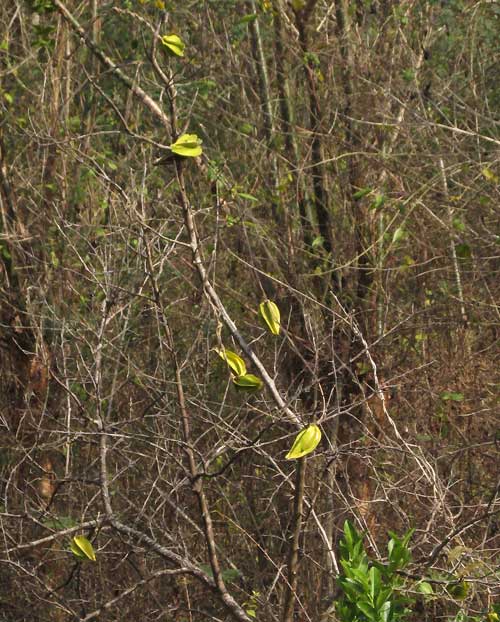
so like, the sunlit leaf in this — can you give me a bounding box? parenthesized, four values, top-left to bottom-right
(237, 192, 259, 202)
(370, 194, 385, 210)
(353, 187, 371, 200)
(70, 535, 96, 562)
(216, 348, 247, 377)
(286, 424, 322, 460)
(481, 168, 499, 184)
(237, 13, 257, 25)
(259, 300, 280, 335)
(169, 134, 203, 158)
(402, 68, 415, 81)
(312, 235, 324, 249)
(161, 33, 185, 57)
(418, 581, 434, 595)
(440, 391, 464, 402)
(232, 373, 263, 391)
(392, 227, 406, 244)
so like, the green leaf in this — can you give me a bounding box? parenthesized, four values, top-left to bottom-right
(44, 516, 78, 530)
(1, 244, 12, 260)
(455, 243, 471, 259)
(418, 581, 434, 595)
(237, 13, 257, 25)
(353, 187, 371, 200)
(376, 588, 392, 610)
(216, 348, 247, 376)
(70, 535, 96, 562)
(369, 566, 381, 601)
(286, 424, 322, 460)
(311, 235, 324, 249)
(239, 123, 253, 135)
(402, 68, 415, 81)
(50, 250, 59, 268)
(392, 227, 406, 244)
(237, 192, 259, 202)
(446, 581, 469, 601)
(161, 33, 185, 57)
(452, 218, 465, 232)
(370, 194, 385, 210)
(440, 391, 464, 402)
(199, 563, 213, 578)
(259, 300, 280, 335)
(232, 373, 263, 391)
(357, 601, 377, 621)
(169, 134, 203, 158)
(221, 568, 241, 582)
(481, 168, 499, 184)
(343, 520, 356, 548)
(380, 600, 392, 622)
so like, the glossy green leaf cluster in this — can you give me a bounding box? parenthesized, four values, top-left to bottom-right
(336, 521, 413, 622)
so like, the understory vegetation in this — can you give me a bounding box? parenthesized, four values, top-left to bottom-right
(0, 1, 499, 620)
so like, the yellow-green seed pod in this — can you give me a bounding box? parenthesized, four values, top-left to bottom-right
(259, 300, 280, 335)
(70, 535, 96, 562)
(232, 374, 263, 392)
(169, 134, 202, 158)
(216, 348, 247, 377)
(161, 34, 185, 57)
(286, 424, 322, 460)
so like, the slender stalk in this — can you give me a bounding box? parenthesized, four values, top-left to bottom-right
(438, 157, 468, 326)
(94, 299, 114, 518)
(282, 458, 306, 622)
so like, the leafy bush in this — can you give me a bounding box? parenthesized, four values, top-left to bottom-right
(336, 521, 413, 622)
